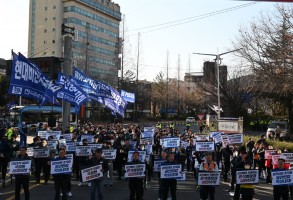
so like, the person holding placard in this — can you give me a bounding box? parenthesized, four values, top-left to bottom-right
(51, 148, 70, 200)
(272, 158, 289, 200)
(127, 151, 145, 200)
(157, 150, 168, 200)
(161, 152, 178, 200)
(14, 146, 32, 200)
(34, 138, 50, 185)
(77, 138, 91, 187)
(87, 148, 109, 200)
(199, 152, 219, 200)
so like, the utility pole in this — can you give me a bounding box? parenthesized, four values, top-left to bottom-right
(134, 32, 140, 121)
(84, 22, 90, 120)
(193, 48, 242, 119)
(177, 55, 180, 115)
(61, 23, 75, 131)
(121, 14, 125, 87)
(166, 51, 169, 118)
(188, 55, 191, 113)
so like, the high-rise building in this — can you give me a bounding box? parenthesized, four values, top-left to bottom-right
(28, 0, 121, 86)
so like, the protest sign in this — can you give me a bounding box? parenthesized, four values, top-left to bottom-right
(227, 134, 243, 145)
(124, 164, 146, 178)
(160, 139, 163, 146)
(46, 131, 61, 140)
(281, 153, 293, 164)
(221, 134, 229, 147)
(198, 172, 220, 185)
(160, 164, 182, 179)
(9, 160, 31, 174)
(181, 141, 189, 149)
(271, 170, 293, 186)
(163, 137, 180, 148)
(210, 132, 223, 144)
(88, 143, 103, 151)
(130, 141, 137, 149)
(194, 134, 209, 142)
(47, 140, 58, 150)
(140, 137, 154, 145)
(26, 147, 34, 157)
(59, 139, 66, 149)
(141, 131, 154, 139)
(176, 172, 186, 181)
(145, 145, 153, 155)
(272, 155, 282, 165)
(81, 135, 94, 143)
(81, 165, 103, 182)
(144, 127, 155, 132)
(128, 151, 146, 162)
(145, 154, 150, 162)
(154, 160, 167, 172)
(61, 133, 73, 141)
(67, 142, 77, 152)
(33, 148, 49, 158)
(236, 170, 259, 184)
(102, 149, 117, 160)
(50, 159, 72, 174)
(195, 142, 215, 152)
(38, 131, 47, 139)
(265, 150, 276, 160)
(75, 146, 92, 156)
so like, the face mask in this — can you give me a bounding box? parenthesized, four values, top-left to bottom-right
(111, 140, 114, 145)
(121, 142, 125, 146)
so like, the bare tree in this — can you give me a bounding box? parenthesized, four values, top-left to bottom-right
(233, 5, 293, 133)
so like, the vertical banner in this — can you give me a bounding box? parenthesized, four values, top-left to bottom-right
(160, 164, 182, 179)
(124, 164, 146, 178)
(236, 170, 259, 184)
(198, 172, 220, 185)
(81, 165, 103, 182)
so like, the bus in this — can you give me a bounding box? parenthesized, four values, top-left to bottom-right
(8, 105, 77, 132)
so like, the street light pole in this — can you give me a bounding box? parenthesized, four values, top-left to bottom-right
(193, 48, 241, 120)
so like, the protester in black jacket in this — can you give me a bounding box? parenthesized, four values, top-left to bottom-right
(0, 135, 12, 187)
(127, 151, 145, 200)
(87, 148, 109, 200)
(14, 146, 32, 200)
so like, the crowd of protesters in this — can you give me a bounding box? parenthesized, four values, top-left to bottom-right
(0, 120, 292, 200)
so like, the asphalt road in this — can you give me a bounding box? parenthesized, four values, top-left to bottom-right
(0, 171, 275, 200)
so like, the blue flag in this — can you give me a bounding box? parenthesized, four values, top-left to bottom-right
(8, 52, 53, 103)
(56, 73, 88, 112)
(121, 90, 135, 103)
(72, 67, 112, 100)
(102, 87, 127, 117)
(41, 81, 62, 106)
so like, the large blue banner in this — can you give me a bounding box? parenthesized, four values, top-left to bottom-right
(41, 81, 62, 106)
(72, 67, 112, 100)
(56, 73, 88, 111)
(8, 52, 55, 104)
(121, 90, 135, 103)
(101, 87, 127, 117)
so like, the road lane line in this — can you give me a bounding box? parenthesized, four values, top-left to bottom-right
(6, 184, 38, 200)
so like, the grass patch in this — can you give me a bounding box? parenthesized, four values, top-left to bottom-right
(243, 135, 293, 151)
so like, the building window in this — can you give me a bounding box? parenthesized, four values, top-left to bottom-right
(44, 41, 47, 44)
(52, 51, 55, 55)
(43, 52, 46, 55)
(53, 17, 56, 20)
(44, 18, 47, 22)
(52, 28, 55, 32)
(52, 40, 55, 43)
(44, 29, 47, 33)
(45, 7, 47, 11)
(53, 5, 56, 9)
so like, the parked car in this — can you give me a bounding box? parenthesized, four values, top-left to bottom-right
(186, 117, 195, 123)
(266, 121, 289, 140)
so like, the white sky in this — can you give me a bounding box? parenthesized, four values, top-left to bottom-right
(0, 0, 285, 81)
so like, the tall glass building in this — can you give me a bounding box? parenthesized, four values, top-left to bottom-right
(28, 0, 121, 86)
